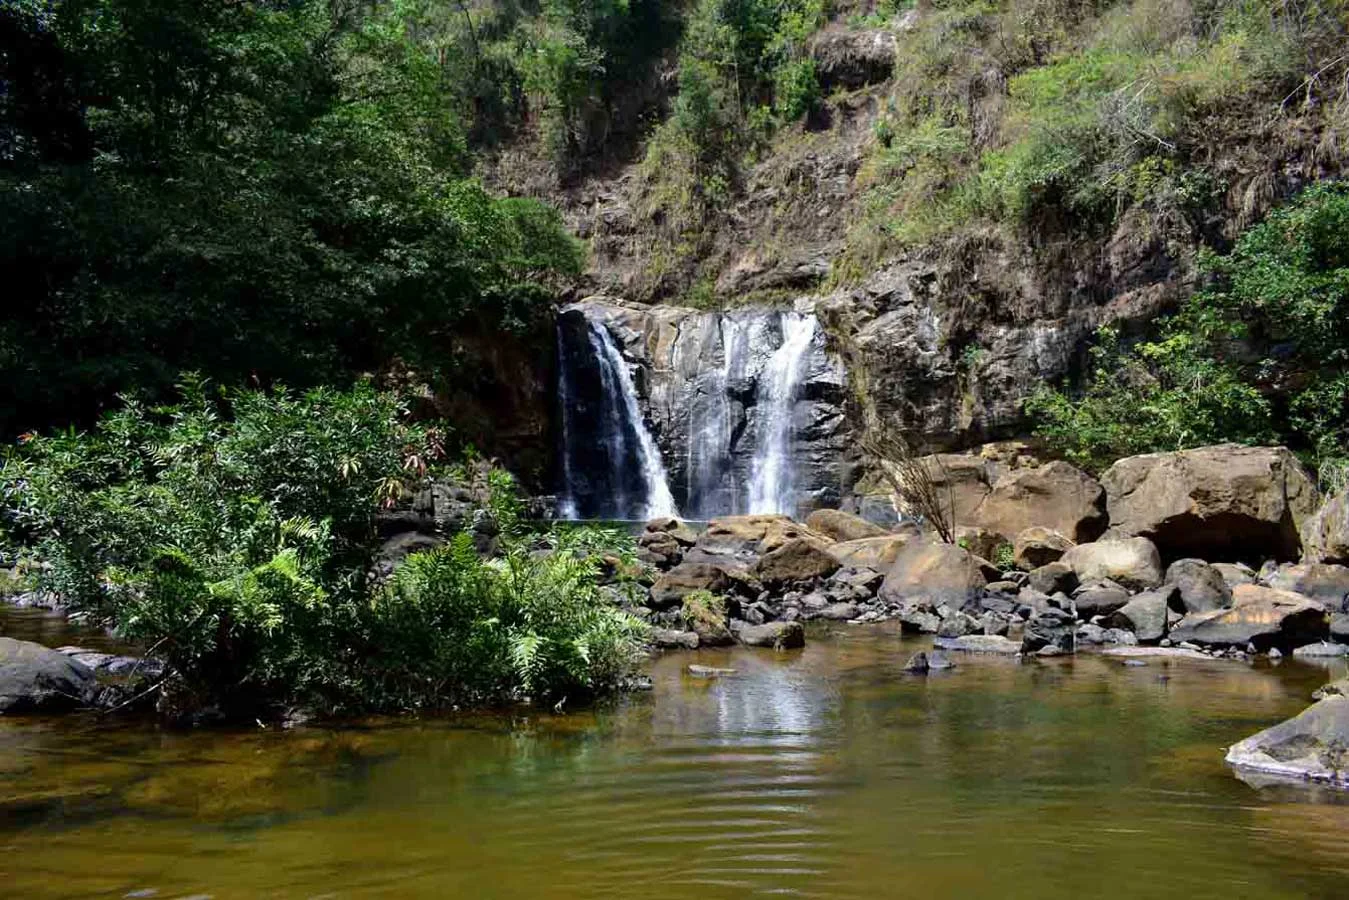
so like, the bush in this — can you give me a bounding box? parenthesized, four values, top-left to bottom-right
(0, 381, 648, 717)
(1028, 181, 1349, 477)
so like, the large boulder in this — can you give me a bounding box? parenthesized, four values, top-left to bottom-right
(955, 526, 1009, 563)
(0, 637, 96, 713)
(650, 563, 733, 609)
(1104, 587, 1175, 643)
(1169, 584, 1329, 651)
(826, 530, 919, 570)
(974, 461, 1108, 544)
(805, 508, 888, 542)
(1100, 445, 1319, 562)
(1164, 559, 1233, 614)
(1263, 563, 1349, 610)
(1302, 492, 1349, 565)
(1226, 695, 1349, 785)
(1061, 537, 1164, 592)
(753, 538, 841, 587)
(1072, 580, 1132, 618)
(1014, 527, 1075, 570)
(878, 541, 987, 610)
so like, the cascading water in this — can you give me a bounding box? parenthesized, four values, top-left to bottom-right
(747, 312, 818, 515)
(556, 312, 679, 520)
(685, 316, 747, 519)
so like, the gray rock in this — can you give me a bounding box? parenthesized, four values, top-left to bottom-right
(927, 651, 955, 670)
(1101, 627, 1139, 646)
(1293, 641, 1349, 659)
(932, 634, 1022, 655)
(820, 601, 861, 621)
(735, 621, 806, 650)
(651, 629, 700, 650)
(981, 611, 1011, 637)
(1164, 559, 1233, 614)
(1225, 695, 1349, 785)
(1061, 537, 1164, 592)
(936, 610, 981, 638)
(1212, 562, 1257, 589)
(1264, 563, 1349, 610)
(686, 665, 737, 678)
(0, 637, 95, 713)
(1077, 623, 1107, 644)
(1072, 580, 1132, 618)
(879, 541, 987, 609)
(903, 652, 930, 674)
(1026, 562, 1078, 597)
(1101, 646, 1211, 660)
(1104, 588, 1174, 643)
(1170, 584, 1329, 651)
(1013, 527, 1075, 570)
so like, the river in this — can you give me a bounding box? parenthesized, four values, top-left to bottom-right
(3, 620, 1349, 899)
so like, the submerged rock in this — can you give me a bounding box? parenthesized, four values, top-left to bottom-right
(1226, 695, 1349, 786)
(0, 637, 95, 713)
(686, 665, 737, 678)
(932, 634, 1021, 655)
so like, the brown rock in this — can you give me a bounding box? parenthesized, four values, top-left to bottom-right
(1101, 444, 1319, 562)
(1169, 583, 1329, 651)
(956, 526, 1009, 564)
(826, 526, 920, 571)
(1061, 537, 1164, 592)
(975, 461, 1107, 544)
(878, 541, 987, 609)
(805, 508, 889, 542)
(1302, 492, 1349, 565)
(753, 538, 841, 587)
(650, 563, 732, 609)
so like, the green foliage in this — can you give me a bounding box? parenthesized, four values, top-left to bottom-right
(680, 589, 728, 632)
(1028, 182, 1349, 475)
(0, 381, 648, 716)
(0, 0, 581, 436)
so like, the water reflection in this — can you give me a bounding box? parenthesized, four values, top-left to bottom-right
(3, 625, 1349, 899)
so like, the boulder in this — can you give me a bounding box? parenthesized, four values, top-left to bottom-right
(932, 634, 1022, 654)
(1302, 492, 1349, 565)
(1022, 605, 1077, 654)
(806, 509, 889, 542)
(1164, 559, 1233, 614)
(1263, 563, 1349, 610)
(974, 461, 1108, 544)
(1293, 641, 1349, 659)
(919, 453, 995, 526)
(753, 538, 841, 587)
(808, 25, 897, 91)
(644, 517, 698, 546)
(955, 526, 1009, 564)
(878, 541, 987, 609)
(735, 621, 806, 650)
(651, 629, 700, 650)
(1061, 537, 1164, 592)
(1104, 588, 1175, 643)
(1169, 584, 1329, 651)
(650, 563, 733, 609)
(1071, 580, 1132, 618)
(1213, 562, 1257, 589)
(1013, 527, 1075, 570)
(1225, 695, 1349, 785)
(820, 601, 861, 621)
(826, 533, 916, 570)
(1026, 562, 1078, 597)
(1100, 445, 1319, 562)
(0, 637, 95, 713)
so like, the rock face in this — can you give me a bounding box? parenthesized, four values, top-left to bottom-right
(1226, 695, 1349, 785)
(1061, 537, 1164, 592)
(1302, 492, 1349, 565)
(878, 541, 987, 609)
(1100, 445, 1319, 562)
(0, 637, 95, 713)
(1169, 584, 1328, 651)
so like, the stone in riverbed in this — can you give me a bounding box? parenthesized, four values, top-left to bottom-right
(932, 634, 1022, 655)
(1104, 587, 1176, 643)
(753, 538, 841, 588)
(820, 602, 861, 621)
(651, 629, 700, 650)
(1293, 642, 1349, 659)
(879, 541, 987, 609)
(686, 665, 737, 678)
(1164, 559, 1232, 614)
(1169, 584, 1328, 651)
(903, 652, 931, 674)
(1072, 579, 1132, 618)
(735, 621, 806, 650)
(0, 637, 96, 713)
(1225, 695, 1349, 785)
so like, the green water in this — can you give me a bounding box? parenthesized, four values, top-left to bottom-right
(4, 620, 1349, 899)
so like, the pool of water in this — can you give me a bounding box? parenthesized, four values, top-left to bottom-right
(4, 624, 1349, 899)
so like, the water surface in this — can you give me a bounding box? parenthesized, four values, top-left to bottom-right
(4, 624, 1349, 899)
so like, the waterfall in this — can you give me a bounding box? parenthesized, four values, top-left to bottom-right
(556, 311, 678, 520)
(747, 312, 817, 516)
(686, 316, 746, 519)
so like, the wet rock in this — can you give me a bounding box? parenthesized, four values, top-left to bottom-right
(1077, 623, 1107, 644)
(1225, 695, 1349, 785)
(903, 651, 931, 674)
(644, 517, 698, 546)
(57, 647, 162, 680)
(879, 541, 987, 609)
(735, 620, 806, 650)
(932, 634, 1022, 655)
(1101, 444, 1319, 562)
(1263, 563, 1349, 610)
(1101, 646, 1210, 660)
(1102, 627, 1139, 645)
(686, 665, 737, 678)
(1061, 537, 1164, 592)
(1169, 584, 1329, 651)
(806, 508, 889, 542)
(1021, 603, 1077, 654)
(1104, 588, 1175, 643)
(981, 611, 1011, 636)
(1293, 641, 1349, 659)
(927, 651, 955, 670)
(1302, 491, 1349, 565)
(1014, 527, 1075, 570)
(651, 629, 700, 650)
(0, 637, 95, 713)
(820, 602, 861, 621)
(1313, 677, 1349, 701)
(1026, 562, 1078, 597)
(1164, 559, 1233, 614)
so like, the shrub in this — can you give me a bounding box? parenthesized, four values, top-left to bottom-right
(681, 589, 728, 632)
